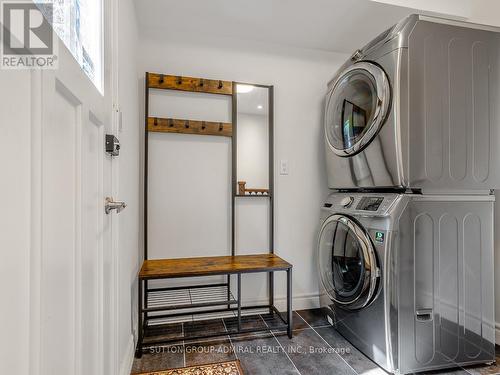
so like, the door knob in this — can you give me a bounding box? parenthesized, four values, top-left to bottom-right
(105, 197, 126, 214)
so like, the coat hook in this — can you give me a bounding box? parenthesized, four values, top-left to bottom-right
(169, 118, 174, 127)
(218, 80, 223, 89)
(201, 121, 206, 130)
(158, 74, 164, 84)
(185, 120, 190, 129)
(154, 117, 158, 126)
(199, 79, 204, 87)
(176, 76, 182, 85)
(219, 122, 223, 131)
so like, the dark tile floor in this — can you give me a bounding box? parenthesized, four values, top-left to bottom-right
(131, 309, 500, 375)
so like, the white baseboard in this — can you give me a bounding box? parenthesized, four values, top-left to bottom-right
(119, 335, 135, 375)
(241, 292, 320, 312)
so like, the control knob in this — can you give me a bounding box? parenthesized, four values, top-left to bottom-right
(351, 49, 363, 61)
(340, 196, 354, 208)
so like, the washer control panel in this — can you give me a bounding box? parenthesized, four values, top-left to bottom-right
(356, 196, 384, 211)
(323, 193, 399, 216)
(340, 196, 354, 208)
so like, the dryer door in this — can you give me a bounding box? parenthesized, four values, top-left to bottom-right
(325, 62, 390, 157)
(318, 214, 379, 310)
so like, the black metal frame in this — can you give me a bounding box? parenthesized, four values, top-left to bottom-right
(136, 267, 292, 356)
(139, 75, 287, 358)
(232, 82, 275, 313)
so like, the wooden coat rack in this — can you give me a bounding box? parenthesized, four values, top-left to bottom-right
(145, 73, 234, 139)
(147, 117, 232, 137)
(147, 73, 233, 95)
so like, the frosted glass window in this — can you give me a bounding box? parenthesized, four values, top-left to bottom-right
(36, 0, 103, 92)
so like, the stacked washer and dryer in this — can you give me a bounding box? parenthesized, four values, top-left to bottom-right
(318, 14, 500, 374)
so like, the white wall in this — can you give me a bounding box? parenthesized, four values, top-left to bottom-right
(370, 0, 471, 19)
(138, 34, 348, 309)
(147, 90, 232, 264)
(117, 0, 140, 374)
(468, 0, 500, 26)
(147, 132, 232, 261)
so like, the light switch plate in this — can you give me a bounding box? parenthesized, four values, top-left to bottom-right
(280, 159, 289, 175)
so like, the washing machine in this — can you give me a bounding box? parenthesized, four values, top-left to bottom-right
(324, 14, 500, 192)
(318, 192, 495, 374)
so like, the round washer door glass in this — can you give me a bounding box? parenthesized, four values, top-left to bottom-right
(318, 215, 379, 309)
(325, 62, 390, 156)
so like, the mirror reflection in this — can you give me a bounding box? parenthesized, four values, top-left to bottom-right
(236, 84, 270, 195)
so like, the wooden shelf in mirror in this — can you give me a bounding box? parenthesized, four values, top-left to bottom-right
(237, 181, 269, 196)
(235, 194, 271, 198)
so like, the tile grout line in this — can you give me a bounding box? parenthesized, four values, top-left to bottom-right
(221, 318, 238, 360)
(260, 313, 303, 375)
(181, 322, 186, 367)
(182, 311, 194, 367)
(295, 311, 359, 375)
(440, 356, 477, 375)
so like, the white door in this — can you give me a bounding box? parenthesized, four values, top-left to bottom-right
(0, 3, 118, 375)
(38, 43, 115, 375)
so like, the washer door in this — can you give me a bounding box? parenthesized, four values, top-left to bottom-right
(318, 214, 379, 310)
(325, 62, 391, 157)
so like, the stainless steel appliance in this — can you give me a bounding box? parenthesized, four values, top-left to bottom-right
(318, 192, 495, 374)
(324, 14, 500, 192)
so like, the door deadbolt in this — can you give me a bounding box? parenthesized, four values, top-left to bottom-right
(106, 134, 120, 156)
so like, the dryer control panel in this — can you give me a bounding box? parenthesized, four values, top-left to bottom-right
(323, 193, 400, 216)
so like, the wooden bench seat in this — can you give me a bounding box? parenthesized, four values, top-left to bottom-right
(139, 254, 292, 279)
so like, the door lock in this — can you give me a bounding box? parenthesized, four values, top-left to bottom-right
(105, 197, 126, 214)
(106, 134, 120, 156)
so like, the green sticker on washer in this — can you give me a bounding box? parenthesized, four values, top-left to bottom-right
(375, 231, 385, 243)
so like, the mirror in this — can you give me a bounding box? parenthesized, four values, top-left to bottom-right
(236, 83, 271, 196)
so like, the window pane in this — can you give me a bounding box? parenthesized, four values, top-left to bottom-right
(36, 0, 103, 92)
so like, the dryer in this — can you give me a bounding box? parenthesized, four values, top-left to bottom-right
(318, 192, 495, 374)
(324, 14, 500, 192)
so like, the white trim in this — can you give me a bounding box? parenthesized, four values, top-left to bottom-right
(241, 292, 321, 311)
(119, 335, 135, 375)
(103, 0, 120, 373)
(29, 69, 43, 375)
(495, 322, 500, 346)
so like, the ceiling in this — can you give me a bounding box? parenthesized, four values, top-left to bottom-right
(135, 0, 421, 53)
